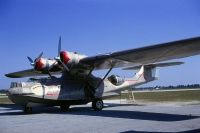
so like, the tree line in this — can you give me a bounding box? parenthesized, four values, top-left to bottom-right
(136, 84, 200, 90)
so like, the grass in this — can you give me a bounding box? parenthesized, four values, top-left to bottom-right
(135, 90, 200, 102)
(105, 89, 200, 102)
(1, 89, 200, 104)
(0, 96, 12, 104)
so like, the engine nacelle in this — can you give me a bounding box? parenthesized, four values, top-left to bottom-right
(108, 75, 125, 86)
(34, 58, 57, 71)
(60, 51, 87, 66)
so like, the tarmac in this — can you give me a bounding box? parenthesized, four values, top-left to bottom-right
(0, 100, 200, 133)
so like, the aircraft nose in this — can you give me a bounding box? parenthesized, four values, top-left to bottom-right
(7, 87, 32, 105)
(8, 87, 32, 96)
(8, 87, 23, 95)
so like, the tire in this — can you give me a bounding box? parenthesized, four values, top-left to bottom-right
(24, 106, 32, 114)
(92, 99, 104, 111)
(60, 105, 70, 112)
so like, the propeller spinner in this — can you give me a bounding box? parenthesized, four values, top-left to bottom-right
(27, 52, 46, 71)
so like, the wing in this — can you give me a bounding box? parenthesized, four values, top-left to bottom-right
(80, 37, 200, 69)
(123, 62, 184, 70)
(5, 37, 200, 78)
(5, 69, 61, 78)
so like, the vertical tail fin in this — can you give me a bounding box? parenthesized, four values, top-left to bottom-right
(134, 65, 159, 84)
(142, 66, 159, 81)
(135, 66, 144, 79)
(125, 62, 184, 86)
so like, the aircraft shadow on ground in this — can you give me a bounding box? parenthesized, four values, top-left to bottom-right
(0, 104, 22, 111)
(120, 129, 200, 133)
(0, 104, 199, 122)
(67, 107, 199, 122)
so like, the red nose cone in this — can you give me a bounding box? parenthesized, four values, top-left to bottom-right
(60, 51, 70, 64)
(35, 58, 45, 70)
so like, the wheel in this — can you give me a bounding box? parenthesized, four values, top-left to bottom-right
(60, 105, 70, 112)
(24, 106, 32, 114)
(92, 99, 104, 111)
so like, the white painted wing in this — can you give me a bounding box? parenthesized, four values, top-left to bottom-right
(5, 37, 200, 78)
(5, 69, 61, 78)
(80, 37, 200, 70)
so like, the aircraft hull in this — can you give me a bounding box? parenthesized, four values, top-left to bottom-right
(8, 94, 90, 107)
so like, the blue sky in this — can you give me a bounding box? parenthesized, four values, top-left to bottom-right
(0, 0, 200, 89)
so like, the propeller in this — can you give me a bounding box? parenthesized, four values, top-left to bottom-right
(55, 36, 70, 71)
(27, 52, 44, 69)
(28, 52, 53, 78)
(26, 37, 70, 72)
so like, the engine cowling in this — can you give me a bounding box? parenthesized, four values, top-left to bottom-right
(59, 51, 86, 66)
(34, 58, 57, 71)
(60, 51, 71, 64)
(34, 58, 46, 70)
(108, 75, 125, 86)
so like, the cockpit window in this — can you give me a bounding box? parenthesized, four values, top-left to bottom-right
(10, 82, 22, 88)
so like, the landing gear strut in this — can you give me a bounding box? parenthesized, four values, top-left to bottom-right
(86, 65, 112, 111)
(60, 105, 70, 112)
(24, 106, 32, 114)
(92, 99, 104, 111)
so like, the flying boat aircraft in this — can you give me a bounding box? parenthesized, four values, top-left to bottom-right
(5, 37, 200, 113)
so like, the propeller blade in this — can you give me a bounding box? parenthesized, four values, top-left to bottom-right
(58, 36, 61, 57)
(36, 52, 43, 62)
(58, 59, 69, 71)
(27, 56, 33, 63)
(56, 36, 70, 72)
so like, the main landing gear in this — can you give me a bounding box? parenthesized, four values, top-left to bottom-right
(92, 98, 104, 111)
(86, 65, 113, 111)
(60, 105, 70, 112)
(24, 106, 33, 114)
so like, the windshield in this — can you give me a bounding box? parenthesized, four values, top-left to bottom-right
(10, 82, 22, 88)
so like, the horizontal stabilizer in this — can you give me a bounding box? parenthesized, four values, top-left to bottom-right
(123, 62, 184, 70)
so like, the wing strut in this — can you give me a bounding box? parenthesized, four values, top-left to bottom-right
(84, 65, 113, 99)
(87, 66, 95, 78)
(82, 66, 96, 98)
(47, 71, 52, 79)
(95, 66, 113, 89)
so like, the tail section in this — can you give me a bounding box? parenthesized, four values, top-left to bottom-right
(128, 65, 159, 87)
(105, 61, 183, 93)
(126, 62, 184, 87)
